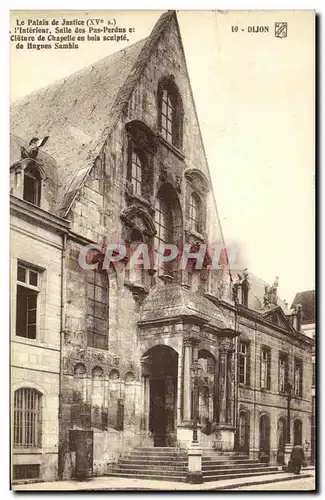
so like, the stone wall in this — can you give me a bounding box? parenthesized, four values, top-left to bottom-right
(11, 213, 63, 482)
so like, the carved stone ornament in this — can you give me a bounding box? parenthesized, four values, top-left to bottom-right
(219, 336, 233, 353)
(159, 163, 168, 182)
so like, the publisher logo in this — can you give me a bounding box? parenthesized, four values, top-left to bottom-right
(275, 22, 288, 38)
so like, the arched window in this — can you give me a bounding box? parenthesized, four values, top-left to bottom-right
(73, 363, 87, 403)
(189, 192, 201, 233)
(294, 419, 303, 446)
(131, 150, 143, 196)
(23, 165, 42, 206)
(277, 417, 287, 464)
(91, 367, 104, 407)
(86, 269, 108, 350)
(158, 79, 183, 149)
(14, 388, 42, 448)
(238, 411, 250, 453)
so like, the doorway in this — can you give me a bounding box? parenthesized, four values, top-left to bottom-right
(143, 345, 178, 447)
(293, 419, 302, 446)
(277, 417, 287, 464)
(259, 414, 270, 463)
(238, 411, 250, 455)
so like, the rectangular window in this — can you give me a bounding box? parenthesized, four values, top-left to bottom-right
(16, 263, 40, 339)
(131, 151, 142, 196)
(279, 352, 289, 393)
(294, 358, 303, 397)
(154, 197, 173, 277)
(312, 362, 315, 387)
(161, 89, 174, 143)
(238, 341, 250, 386)
(13, 464, 40, 481)
(261, 347, 271, 390)
(14, 389, 42, 448)
(87, 270, 108, 350)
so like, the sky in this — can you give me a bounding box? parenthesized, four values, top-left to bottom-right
(10, 10, 315, 305)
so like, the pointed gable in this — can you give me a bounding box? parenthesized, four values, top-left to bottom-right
(261, 306, 295, 333)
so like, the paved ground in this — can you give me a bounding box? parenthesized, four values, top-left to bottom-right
(13, 470, 315, 492)
(232, 474, 316, 491)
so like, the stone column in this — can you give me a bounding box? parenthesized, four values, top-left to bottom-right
(178, 335, 201, 447)
(214, 335, 235, 451)
(182, 338, 193, 422)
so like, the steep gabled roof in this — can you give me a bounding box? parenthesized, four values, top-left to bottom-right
(291, 290, 316, 324)
(10, 11, 175, 215)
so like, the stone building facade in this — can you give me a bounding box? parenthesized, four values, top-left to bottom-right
(10, 11, 314, 482)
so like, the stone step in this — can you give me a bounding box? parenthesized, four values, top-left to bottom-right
(203, 469, 283, 482)
(119, 462, 187, 470)
(133, 446, 182, 453)
(128, 453, 187, 460)
(105, 471, 187, 482)
(119, 458, 188, 466)
(202, 462, 270, 471)
(114, 466, 186, 477)
(203, 466, 279, 477)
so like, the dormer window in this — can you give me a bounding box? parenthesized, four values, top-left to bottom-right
(23, 166, 41, 206)
(158, 78, 183, 149)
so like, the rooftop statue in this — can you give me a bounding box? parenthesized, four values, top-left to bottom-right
(20, 136, 49, 160)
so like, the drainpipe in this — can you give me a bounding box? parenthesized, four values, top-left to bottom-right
(58, 232, 67, 479)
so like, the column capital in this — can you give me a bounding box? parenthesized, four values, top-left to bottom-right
(184, 335, 200, 347)
(219, 336, 234, 353)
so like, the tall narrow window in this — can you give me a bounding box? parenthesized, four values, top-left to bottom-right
(238, 341, 250, 386)
(86, 269, 108, 350)
(14, 389, 42, 448)
(23, 166, 41, 206)
(16, 263, 40, 339)
(158, 79, 183, 149)
(154, 196, 173, 276)
(189, 192, 201, 233)
(279, 353, 289, 393)
(261, 347, 271, 390)
(161, 89, 174, 144)
(294, 358, 303, 397)
(131, 150, 143, 196)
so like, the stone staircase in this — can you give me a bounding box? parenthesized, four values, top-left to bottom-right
(106, 447, 283, 483)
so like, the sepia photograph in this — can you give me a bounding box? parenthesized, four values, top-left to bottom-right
(9, 9, 315, 491)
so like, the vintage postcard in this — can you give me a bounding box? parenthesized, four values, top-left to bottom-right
(10, 10, 315, 491)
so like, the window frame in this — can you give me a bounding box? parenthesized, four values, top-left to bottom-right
(189, 192, 201, 233)
(294, 357, 303, 398)
(278, 352, 289, 394)
(86, 269, 109, 350)
(154, 196, 174, 276)
(158, 79, 183, 150)
(16, 262, 41, 340)
(13, 388, 42, 449)
(130, 149, 143, 197)
(260, 346, 271, 390)
(238, 341, 250, 387)
(23, 166, 41, 207)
